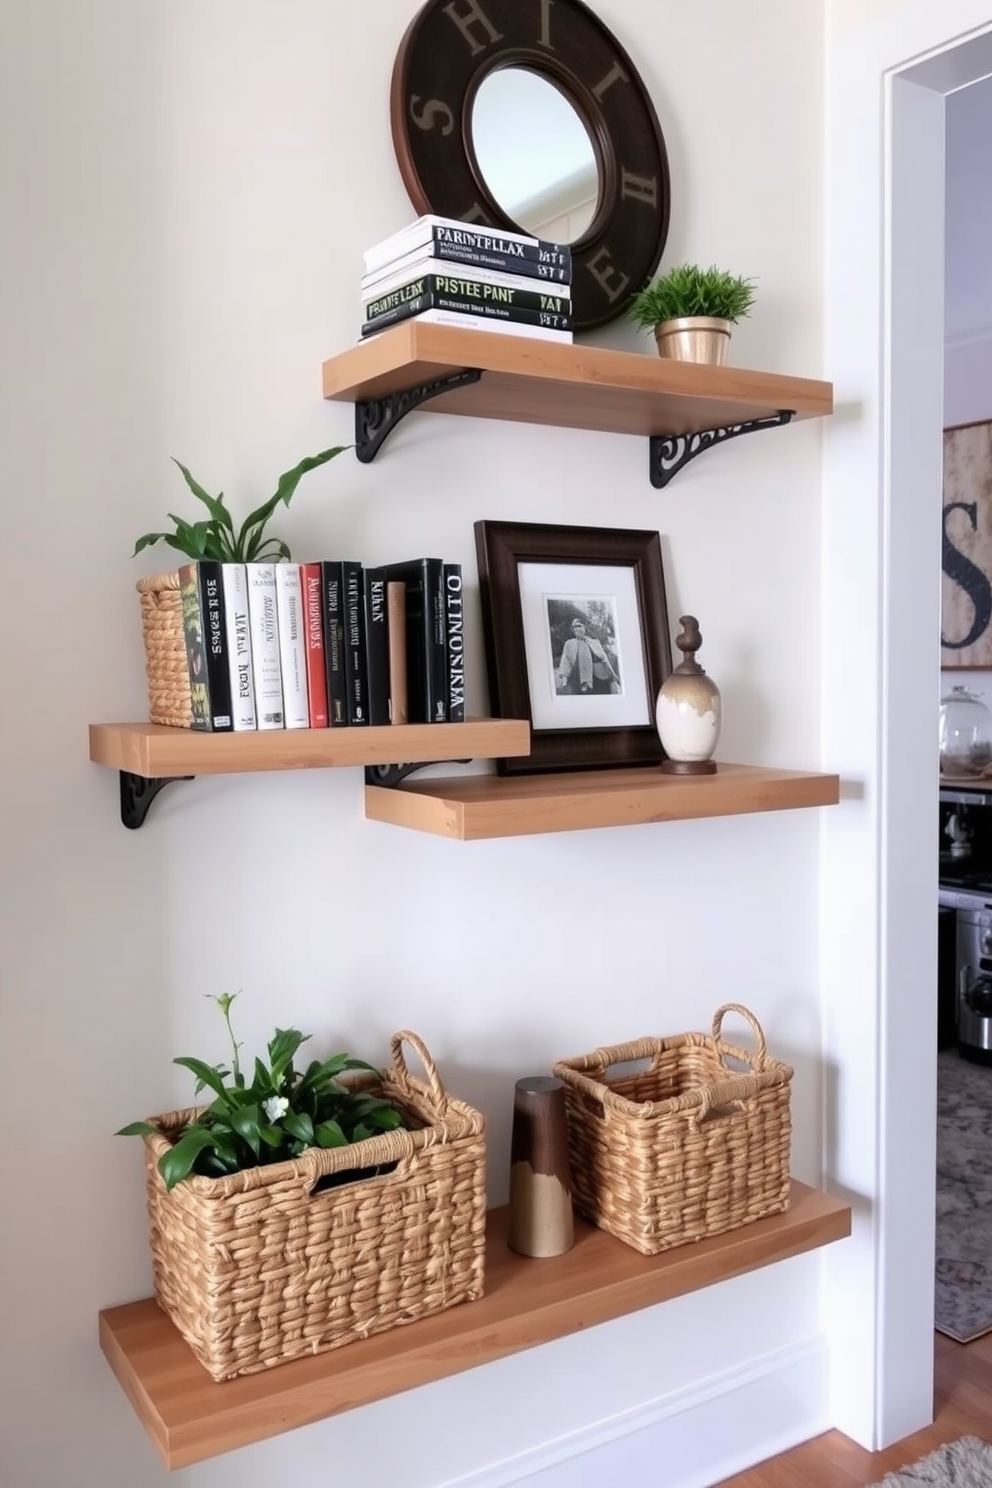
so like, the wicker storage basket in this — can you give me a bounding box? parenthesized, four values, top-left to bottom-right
(140, 1031, 487, 1381)
(137, 571, 191, 727)
(552, 1003, 792, 1256)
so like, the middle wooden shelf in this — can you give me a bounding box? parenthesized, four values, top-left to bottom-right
(365, 761, 841, 839)
(88, 718, 530, 778)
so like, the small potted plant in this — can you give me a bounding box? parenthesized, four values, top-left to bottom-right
(116, 995, 487, 1380)
(133, 446, 346, 727)
(627, 263, 757, 365)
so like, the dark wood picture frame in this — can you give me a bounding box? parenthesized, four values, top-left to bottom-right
(474, 520, 672, 775)
(389, 0, 670, 332)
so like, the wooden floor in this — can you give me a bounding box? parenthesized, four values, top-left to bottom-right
(716, 1331, 992, 1486)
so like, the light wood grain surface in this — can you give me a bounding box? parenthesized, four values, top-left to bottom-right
(365, 762, 841, 839)
(321, 323, 833, 440)
(99, 1182, 850, 1470)
(88, 719, 530, 778)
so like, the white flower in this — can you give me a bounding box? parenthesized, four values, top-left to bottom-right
(263, 1096, 289, 1123)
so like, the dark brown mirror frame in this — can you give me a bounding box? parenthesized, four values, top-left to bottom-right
(390, 0, 671, 332)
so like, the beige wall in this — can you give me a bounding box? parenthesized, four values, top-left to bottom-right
(0, 3, 828, 1485)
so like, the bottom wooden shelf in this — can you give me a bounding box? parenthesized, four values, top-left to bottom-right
(365, 761, 841, 839)
(99, 1180, 850, 1470)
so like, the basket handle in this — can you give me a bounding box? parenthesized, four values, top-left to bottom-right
(695, 1073, 763, 1122)
(389, 1030, 449, 1113)
(712, 1003, 767, 1073)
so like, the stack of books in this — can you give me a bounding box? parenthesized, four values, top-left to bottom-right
(360, 214, 573, 344)
(177, 557, 464, 734)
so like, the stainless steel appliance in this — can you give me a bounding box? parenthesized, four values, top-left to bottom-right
(939, 882, 992, 1061)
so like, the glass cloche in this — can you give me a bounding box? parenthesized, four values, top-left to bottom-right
(939, 685, 992, 776)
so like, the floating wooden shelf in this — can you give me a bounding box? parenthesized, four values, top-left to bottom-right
(99, 1180, 850, 1471)
(322, 323, 833, 480)
(365, 761, 841, 840)
(88, 718, 530, 779)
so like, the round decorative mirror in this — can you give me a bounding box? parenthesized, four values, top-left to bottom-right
(389, 0, 671, 331)
(471, 68, 599, 243)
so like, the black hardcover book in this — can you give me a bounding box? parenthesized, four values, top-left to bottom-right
(342, 560, 369, 726)
(364, 275, 571, 327)
(320, 561, 347, 726)
(178, 561, 234, 732)
(364, 566, 391, 726)
(443, 563, 465, 724)
(365, 244, 570, 287)
(383, 558, 447, 724)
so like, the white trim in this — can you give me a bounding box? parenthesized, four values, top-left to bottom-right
(436, 1336, 830, 1488)
(825, 0, 992, 1451)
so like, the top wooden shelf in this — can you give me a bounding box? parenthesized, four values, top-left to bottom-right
(321, 322, 833, 451)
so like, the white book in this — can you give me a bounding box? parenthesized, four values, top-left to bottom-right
(361, 254, 572, 300)
(363, 214, 567, 275)
(360, 308, 573, 344)
(220, 563, 256, 731)
(245, 563, 284, 730)
(274, 563, 310, 730)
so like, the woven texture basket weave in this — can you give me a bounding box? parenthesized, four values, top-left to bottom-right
(137, 571, 191, 728)
(141, 1031, 487, 1381)
(553, 1004, 792, 1256)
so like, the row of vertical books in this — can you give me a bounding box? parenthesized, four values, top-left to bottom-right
(360, 213, 574, 344)
(177, 558, 464, 732)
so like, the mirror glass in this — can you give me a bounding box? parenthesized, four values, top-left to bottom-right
(471, 69, 600, 243)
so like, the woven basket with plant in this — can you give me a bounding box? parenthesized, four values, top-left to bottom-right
(118, 996, 486, 1380)
(134, 447, 346, 727)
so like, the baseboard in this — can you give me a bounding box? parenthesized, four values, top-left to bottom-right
(439, 1335, 831, 1488)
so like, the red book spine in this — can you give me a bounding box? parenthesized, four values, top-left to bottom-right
(302, 563, 328, 729)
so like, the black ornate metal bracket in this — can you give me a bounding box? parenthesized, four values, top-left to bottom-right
(365, 760, 470, 789)
(355, 369, 483, 463)
(649, 410, 795, 489)
(119, 772, 194, 830)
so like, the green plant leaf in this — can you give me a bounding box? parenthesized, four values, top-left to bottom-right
(228, 1105, 261, 1157)
(115, 1120, 159, 1137)
(173, 1055, 230, 1103)
(158, 1126, 218, 1190)
(258, 1124, 283, 1147)
(235, 447, 347, 561)
(314, 1119, 348, 1148)
(281, 1110, 314, 1145)
(250, 538, 292, 563)
(267, 1027, 309, 1088)
(171, 459, 235, 534)
(252, 1055, 275, 1094)
(133, 531, 175, 557)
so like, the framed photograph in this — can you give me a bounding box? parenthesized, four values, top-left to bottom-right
(943, 418, 992, 667)
(474, 520, 672, 775)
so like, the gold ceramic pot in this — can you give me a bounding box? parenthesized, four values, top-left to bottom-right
(653, 316, 732, 365)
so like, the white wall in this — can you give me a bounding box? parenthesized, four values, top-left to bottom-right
(0, 3, 830, 1486)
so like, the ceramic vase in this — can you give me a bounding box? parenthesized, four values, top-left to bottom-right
(656, 615, 721, 774)
(507, 1076, 574, 1258)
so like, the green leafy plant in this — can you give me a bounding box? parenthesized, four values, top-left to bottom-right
(117, 994, 404, 1191)
(627, 263, 757, 332)
(133, 446, 348, 564)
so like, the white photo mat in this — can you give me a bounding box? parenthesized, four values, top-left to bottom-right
(517, 561, 652, 732)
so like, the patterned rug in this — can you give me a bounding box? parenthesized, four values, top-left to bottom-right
(936, 1051, 992, 1342)
(868, 1435, 992, 1485)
